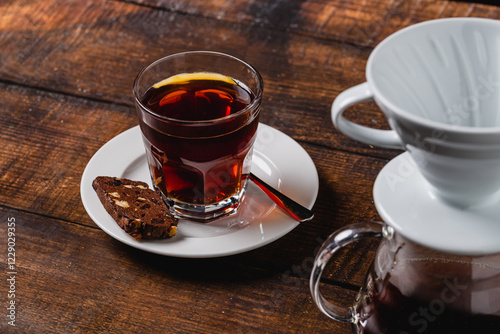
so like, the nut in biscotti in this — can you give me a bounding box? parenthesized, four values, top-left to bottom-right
(92, 176, 178, 240)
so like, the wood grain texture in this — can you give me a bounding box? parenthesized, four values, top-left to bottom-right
(1, 0, 500, 333)
(133, 0, 500, 45)
(4, 0, 498, 158)
(0, 79, 384, 286)
(0, 207, 356, 333)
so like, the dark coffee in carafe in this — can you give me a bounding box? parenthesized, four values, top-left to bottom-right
(352, 242, 500, 334)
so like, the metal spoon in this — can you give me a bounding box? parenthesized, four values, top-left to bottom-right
(249, 173, 314, 222)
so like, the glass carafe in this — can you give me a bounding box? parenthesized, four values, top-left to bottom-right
(310, 221, 500, 333)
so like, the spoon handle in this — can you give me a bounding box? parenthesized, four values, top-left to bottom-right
(249, 173, 314, 222)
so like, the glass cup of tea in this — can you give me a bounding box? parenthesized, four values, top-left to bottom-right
(310, 221, 500, 333)
(133, 51, 263, 221)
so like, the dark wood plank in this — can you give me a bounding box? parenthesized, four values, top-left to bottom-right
(2, 1, 496, 333)
(0, 0, 386, 151)
(132, 0, 500, 46)
(0, 82, 137, 224)
(0, 75, 384, 319)
(0, 207, 355, 333)
(0, 82, 385, 292)
(0, 80, 384, 240)
(3, 0, 499, 160)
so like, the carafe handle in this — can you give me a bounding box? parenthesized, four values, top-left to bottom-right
(309, 221, 387, 322)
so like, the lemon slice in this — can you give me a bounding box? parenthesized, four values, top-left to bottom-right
(153, 72, 236, 89)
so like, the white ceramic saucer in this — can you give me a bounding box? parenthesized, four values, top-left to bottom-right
(81, 123, 319, 258)
(374, 152, 500, 255)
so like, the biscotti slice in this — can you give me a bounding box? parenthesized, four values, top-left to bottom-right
(92, 176, 178, 240)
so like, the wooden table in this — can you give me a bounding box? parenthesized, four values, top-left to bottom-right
(1, 1, 499, 333)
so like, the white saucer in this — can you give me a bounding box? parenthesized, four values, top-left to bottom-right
(374, 152, 500, 255)
(80, 124, 318, 258)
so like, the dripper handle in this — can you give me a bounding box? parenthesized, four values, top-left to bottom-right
(309, 221, 386, 322)
(331, 82, 404, 150)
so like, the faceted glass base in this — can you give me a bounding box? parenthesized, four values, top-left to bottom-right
(160, 183, 248, 222)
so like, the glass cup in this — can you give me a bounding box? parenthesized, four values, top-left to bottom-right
(133, 51, 263, 221)
(310, 222, 500, 333)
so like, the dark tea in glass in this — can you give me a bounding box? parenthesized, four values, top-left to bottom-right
(134, 52, 263, 221)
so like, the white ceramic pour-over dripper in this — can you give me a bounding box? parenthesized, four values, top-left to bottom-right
(332, 18, 500, 208)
